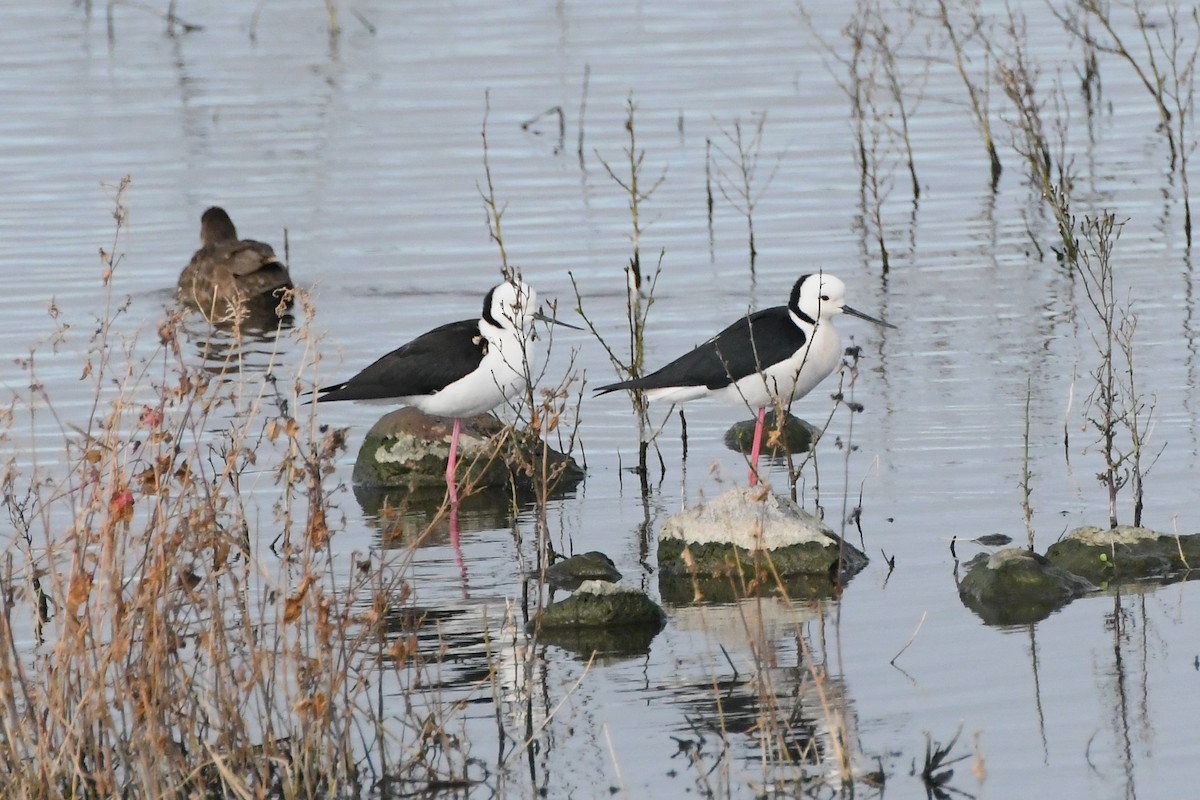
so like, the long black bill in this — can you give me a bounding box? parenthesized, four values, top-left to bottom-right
(533, 308, 583, 330)
(843, 304, 896, 329)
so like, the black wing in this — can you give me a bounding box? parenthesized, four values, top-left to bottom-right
(596, 307, 806, 393)
(317, 318, 485, 402)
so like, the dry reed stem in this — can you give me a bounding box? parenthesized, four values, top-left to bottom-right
(0, 188, 488, 797)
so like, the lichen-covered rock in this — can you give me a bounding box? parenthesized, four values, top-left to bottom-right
(959, 548, 1096, 626)
(351, 407, 584, 493)
(657, 487, 867, 601)
(723, 410, 815, 456)
(1044, 526, 1200, 586)
(545, 552, 622, 592)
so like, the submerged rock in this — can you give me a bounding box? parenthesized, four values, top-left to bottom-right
(657, 486, 867, 602)
(351, 407, 584, 492)
(545, 551, 622, 592)
(972, 534, 1015, 548)
(723, 410, 815, 456)
(1044, 525, 1200, 586)
(958, 548, 1096, 626)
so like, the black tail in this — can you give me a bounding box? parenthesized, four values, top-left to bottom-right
(594, 379, 640, 396)
(306, 382, 348, 405)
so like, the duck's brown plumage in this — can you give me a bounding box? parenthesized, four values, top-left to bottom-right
(177, 207, 293, 318)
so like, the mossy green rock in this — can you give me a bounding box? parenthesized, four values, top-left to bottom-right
(658, 537, 862, 578)
(351, 407, 584, 492)
(723, 410, 815, 455)
(959, 548, 1096, 626)
(657, 562, 853, 605)
(535, 597, 664, 659)
(545, 551, 622, 591)
(533, 581, 666, 630)
(1044, 526, 1200, 586)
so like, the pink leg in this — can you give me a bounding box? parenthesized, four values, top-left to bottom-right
(446, 417, 461, 506)
(748, 406, 766, 486)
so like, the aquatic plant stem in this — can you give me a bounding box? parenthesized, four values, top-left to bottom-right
(1022, 376, 1035, 550)
(935, 0, 1002, 188)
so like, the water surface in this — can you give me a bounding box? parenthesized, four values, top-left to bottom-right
(2, 1, 1198, 797)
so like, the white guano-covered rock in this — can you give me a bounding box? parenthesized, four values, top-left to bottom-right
(660, 486, 838, 550)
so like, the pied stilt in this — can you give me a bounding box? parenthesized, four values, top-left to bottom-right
(316, 278, 578, 504)
(595, 272, 892, 485)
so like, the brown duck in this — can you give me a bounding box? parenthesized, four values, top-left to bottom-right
(177, 207, 293, 317)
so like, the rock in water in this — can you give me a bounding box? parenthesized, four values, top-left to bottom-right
(535, 580, 665, 630)
(1045, 525, 1200, 585)
(958, 548, 1096, 626)
(545, 551, 622, 591)
(657, 486, 867, 602)
(351, 407, 583, 492)
(722, 410, 815, 455)
(533, 580, 666, 659)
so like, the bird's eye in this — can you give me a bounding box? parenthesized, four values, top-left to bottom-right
(820, 294, 830, 301)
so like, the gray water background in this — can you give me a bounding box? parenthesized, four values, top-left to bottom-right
(1, 1, 1198, 797)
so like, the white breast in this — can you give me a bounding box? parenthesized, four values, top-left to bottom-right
(408, 328, 533, 418)
(711, 320, 842, 410)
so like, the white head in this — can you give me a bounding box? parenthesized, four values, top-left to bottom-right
(481, 279, 537, 334)
(788, 273, 892, 329)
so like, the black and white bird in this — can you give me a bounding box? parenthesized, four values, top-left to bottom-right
(316, 279, 578, 502)
(595, 272, 893, 484)
(178, 206, 293, 318)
